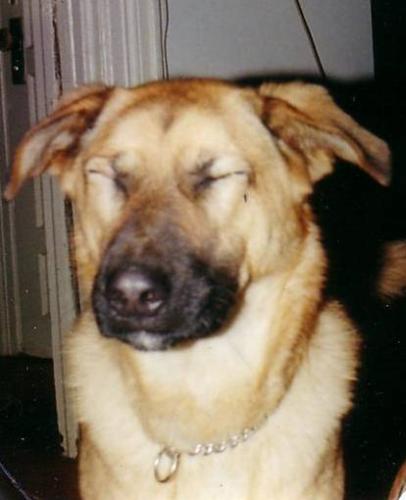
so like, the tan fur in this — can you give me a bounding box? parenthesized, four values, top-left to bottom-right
(5, 79, 391, 499)
(378, 241, 406, 299)
(388, 460, 406, 500)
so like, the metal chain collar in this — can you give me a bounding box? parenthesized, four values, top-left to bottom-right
(154, 414, 269, 483)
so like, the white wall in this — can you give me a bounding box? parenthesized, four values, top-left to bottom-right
(300, 0, 374, 80)
(166, 0, 374, 80)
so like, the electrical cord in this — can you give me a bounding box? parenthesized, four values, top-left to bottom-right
(293, 0, 327, 80)
(158, 0, 169, 79)
(0, 461, 32, 500)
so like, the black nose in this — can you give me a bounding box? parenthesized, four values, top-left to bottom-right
(105, 266, 170, 318)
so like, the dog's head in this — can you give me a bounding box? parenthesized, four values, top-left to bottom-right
(5, 79, 390, 350)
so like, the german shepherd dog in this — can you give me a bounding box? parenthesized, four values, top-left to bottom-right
(5, 79, 394, 499)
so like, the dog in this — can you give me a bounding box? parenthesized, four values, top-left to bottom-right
(5, 79, 392, 499)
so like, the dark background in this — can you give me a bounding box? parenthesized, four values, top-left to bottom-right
(310, 1, 406, 498)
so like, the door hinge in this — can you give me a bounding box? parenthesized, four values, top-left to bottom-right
(0, 17, 25, 84)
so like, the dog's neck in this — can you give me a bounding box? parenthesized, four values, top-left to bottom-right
(118, 228, 325, 452)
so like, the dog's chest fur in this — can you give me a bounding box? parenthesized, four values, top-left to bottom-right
(68, 240, 358, 499)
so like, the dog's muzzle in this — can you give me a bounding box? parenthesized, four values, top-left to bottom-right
(91, 238, 238, 350)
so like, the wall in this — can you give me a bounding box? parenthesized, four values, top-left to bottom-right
(166, 0, 374, 80)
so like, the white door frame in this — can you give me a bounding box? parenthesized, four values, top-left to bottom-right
(0, 1, 32, 357)
(22, 0, 164, 456)
(55, 0, 165, 88)
(0, 58, 21, 357)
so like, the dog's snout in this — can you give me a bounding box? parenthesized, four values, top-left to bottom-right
(92, 229, 238, 349)
(105, 267, 169, 318)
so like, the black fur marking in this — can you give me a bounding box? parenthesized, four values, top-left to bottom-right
(92, 221, 238, 350)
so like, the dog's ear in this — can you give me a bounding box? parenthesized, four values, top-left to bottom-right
(4, 85, 112, 200)
(259, 82, 391, 186)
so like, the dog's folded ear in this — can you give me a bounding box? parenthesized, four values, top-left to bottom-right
(259, 82, 391, 186)
(4, 85, 111, 200)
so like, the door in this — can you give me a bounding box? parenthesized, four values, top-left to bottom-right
(0, 1, 53, 358)
(0, 0, 79, 455)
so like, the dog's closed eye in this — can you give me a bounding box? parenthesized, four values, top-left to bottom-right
(192, 156, 249, 194)
(194, 171, 247, 192)
(85, 157, 129, 196)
